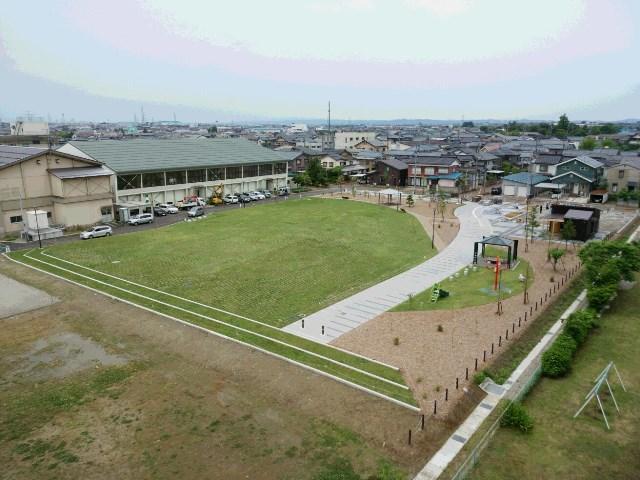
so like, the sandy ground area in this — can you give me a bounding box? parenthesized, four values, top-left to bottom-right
(334, 240, 582, 416)
(0, 256, 468, 479)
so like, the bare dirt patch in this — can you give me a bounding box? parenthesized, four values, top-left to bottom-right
(333, 241, 582, 416)
(0, 257, 455, 479)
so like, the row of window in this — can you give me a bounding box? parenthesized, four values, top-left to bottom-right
(409, 167, 450, 175)
(10, 212, 53, 224)
(117, 163, 287, 191)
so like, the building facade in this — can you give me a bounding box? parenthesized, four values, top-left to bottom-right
(58, 139, 288, 216)
(0, 146, 114, 235)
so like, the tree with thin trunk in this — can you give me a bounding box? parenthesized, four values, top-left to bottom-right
(561, 219, 576, 251)
(549, 248, 565, 271)
(525, 205, 540, 245)
(437, 191, 447, 221)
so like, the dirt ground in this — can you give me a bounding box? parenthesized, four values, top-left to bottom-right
(0, 257, 465, 480)
(334, 240, 582, 416)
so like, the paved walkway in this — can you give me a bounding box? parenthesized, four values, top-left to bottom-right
(283, 202, 494, 343)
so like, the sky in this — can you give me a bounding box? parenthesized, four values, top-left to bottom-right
(1, 0, 639, 123)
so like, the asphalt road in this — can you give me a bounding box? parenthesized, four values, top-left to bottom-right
(4, 188, 336, 252)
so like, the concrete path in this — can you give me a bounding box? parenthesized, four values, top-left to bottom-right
(283, 202, 493, 343)
(0, 273, 58, 319)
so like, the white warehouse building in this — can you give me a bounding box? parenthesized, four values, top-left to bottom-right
(58, 138, 288, 217)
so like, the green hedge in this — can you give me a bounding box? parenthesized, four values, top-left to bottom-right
(564, 309, 596, 345)
(587, 284, 618, 311)
(541, 334, 577, 378)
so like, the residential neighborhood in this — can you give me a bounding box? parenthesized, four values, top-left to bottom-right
(2, 2, 640, 480)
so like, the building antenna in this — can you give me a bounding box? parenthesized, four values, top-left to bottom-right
(140, 105, 145, 124)
(328, 101, 331, 134)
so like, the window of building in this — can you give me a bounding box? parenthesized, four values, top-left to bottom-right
(618, 170, 625, 179)
(425, 167, 435, 175)
(439, 168, 449, 174)
(258, 163, 273, 176)
(243, 165, 258, 178)
(117, 174, 142, 190)
(142, 171, 165, 187)
(207, 167, 225, 181)
(187, 169, 206, 183)
(539, 164, 548, 172)
(274, 162, 287, 174)
(166, 170, 186, 186)
(100, 206, 112, 215)
(46, 211, 52, 219)
(226, 166, 242, 179)
(10, 215, 23, 224)
(612, 183, 618, 192)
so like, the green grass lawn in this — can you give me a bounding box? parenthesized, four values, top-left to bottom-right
(8, 198, 432, 407)
(468, 281, 640, 480)
(392, 258, 531, 312)
(49, 198, 433, 327)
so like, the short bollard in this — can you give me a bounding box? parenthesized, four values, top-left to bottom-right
(456, 378, 459, 389)
(321, 325, 325, 335)
(524, 311, 527, 321)
(499, 336, 502, 347)
(434, 400, 437, 415)
(466, 367, 469, 380)
(475, 358, 478, 371)
(301, 319, 304, 329)
(408, 429, 412, 445)
(512, 323, 515, 333)
(505, 329, 509, 340)
(518, 317, 522, 327)
(483, 350, 486, 362)
(421, 414, 425, 430)
(491, 343, 495, 354)
(445, 388, 449, 401)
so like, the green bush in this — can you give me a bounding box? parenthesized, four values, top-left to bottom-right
(541, 334, 577, 377)
(564, 309, 596, 345)
(501, 402, 534, 433)
(587, 284, 617, 311)
(473, 371, 489, 385)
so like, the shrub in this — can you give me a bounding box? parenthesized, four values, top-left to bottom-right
(501, 402, 534, 433)
(564, 309, 596, 345)
(587, 284, 617, 311)
(437, 324, 444, 332)
(541, 334, 577, 377)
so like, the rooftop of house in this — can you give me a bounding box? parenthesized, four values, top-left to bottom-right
(0, 145, 47, 168)
(379, 158, 408, 170)
(502, 172, 548, 185)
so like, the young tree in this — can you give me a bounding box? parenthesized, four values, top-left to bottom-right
(437, 191, 447, 221)
(525, 205, 540, 245)
(455, 175, 468, 204)
(549, 248, 565, 271)
(561, 219, 576, 250)
(406, 194, 415, 207)
(306, 158, 328, 186)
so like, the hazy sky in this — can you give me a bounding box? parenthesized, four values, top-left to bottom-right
(1, 0, 639, 122)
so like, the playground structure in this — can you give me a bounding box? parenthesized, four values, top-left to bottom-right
(209, 184, 224, 205)
(473, 235, 519, 270)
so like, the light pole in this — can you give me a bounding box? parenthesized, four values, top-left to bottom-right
(431, 208, 436, 249)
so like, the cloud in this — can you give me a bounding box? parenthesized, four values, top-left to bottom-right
(405, 0, 471, 15)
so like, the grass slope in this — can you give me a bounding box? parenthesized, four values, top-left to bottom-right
(392, 259, 530, 312)
(50, 198, 432, 327)
(469, 281, 640, 480)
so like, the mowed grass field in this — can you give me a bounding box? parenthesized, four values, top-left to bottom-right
(50, 198, 432, 327)
(9, 198, 432, 407)
(468, 281, 640, 480)
(392, 259, 530, 312)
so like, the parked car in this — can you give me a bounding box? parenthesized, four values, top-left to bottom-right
(153, 206, 168, 216)
(260, 190, 272, 198)
(223, 194, 239, 204)
(250, 191, 265, 200)
(157, 203, 179, 214)
(187, 206, 205, 218)
(79, 225, 112, 240)
(237, 193, 251, 203)
(277, 186, 289, 196)
(490, 187, 502, 196)
(179, 196, 206, 210)
(128, 213, 154, 225)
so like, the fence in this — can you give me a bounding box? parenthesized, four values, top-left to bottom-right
(446, 289, 588, 480)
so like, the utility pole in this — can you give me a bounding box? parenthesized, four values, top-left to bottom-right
(431, 208, 436, 249)
(33, 207, 42, 249)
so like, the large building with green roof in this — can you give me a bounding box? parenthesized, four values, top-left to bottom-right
(58, 138, 288, 213)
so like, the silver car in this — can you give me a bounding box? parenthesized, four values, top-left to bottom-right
(80, 225, 113, 239)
